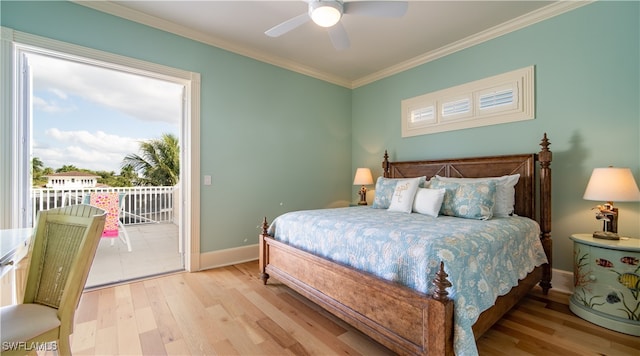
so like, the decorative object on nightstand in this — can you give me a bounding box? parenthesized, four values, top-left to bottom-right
(583, 167, 640, 240)
(353, 168, 373, 205)
(569, 233, 640, 336)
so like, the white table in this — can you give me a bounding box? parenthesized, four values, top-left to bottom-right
(1, 228, 32, 270)
(1, 228, 32, 305)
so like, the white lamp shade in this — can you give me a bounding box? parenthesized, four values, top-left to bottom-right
(583, 167, 640, 202)
(353, 168, 374, 186)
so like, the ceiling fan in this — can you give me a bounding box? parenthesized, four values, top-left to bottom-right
(265, 0, 408, 50)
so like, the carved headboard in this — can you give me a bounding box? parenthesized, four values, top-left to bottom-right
(384, 154, 536, 219)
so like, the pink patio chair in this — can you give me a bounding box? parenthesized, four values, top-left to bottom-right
(85, 192, 132, 252)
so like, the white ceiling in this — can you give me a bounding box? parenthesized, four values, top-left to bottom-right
(77, 1, 588, 88)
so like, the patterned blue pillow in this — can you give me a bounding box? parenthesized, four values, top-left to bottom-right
(371, 176, 427, 209)
(431, 174, 520, 217)
(430, 180, 497, 220)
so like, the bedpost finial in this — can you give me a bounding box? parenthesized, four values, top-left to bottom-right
(432, 261, 452, 302)
(540, 133, 550, 152)
(538, 133, 552, 164)
(262, 217, 269, 235)
(382, 150, 390, 177)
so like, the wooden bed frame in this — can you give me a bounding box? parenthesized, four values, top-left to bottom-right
(259, 134, 552, 355)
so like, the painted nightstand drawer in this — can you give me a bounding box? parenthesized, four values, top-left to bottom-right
(569, 234, 640, 336)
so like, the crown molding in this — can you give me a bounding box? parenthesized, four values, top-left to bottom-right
(352, 0, 593, 88)
(75, 1, 592, 90)
(73, 1, 352, 88)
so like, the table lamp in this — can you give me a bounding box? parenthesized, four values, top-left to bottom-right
(353, 168, 373, 205)
(583, 167, 640, 240)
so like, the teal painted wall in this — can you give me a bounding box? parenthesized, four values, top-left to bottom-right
(1, 1, 352, 253)
(352, 2, 640, 272)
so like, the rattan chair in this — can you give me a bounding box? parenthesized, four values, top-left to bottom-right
(0, 205, 106, 355)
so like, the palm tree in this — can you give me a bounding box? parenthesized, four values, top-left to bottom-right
(57, 164, 80, 173)
(122, 133, 180, 186)
(120, 164, 137, 182)
(32, 157, 46, 186)
(32, 157, 43, 174)
(32, 157, 44, 178)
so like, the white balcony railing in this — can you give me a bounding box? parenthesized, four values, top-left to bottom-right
(31, 186, 178, 226)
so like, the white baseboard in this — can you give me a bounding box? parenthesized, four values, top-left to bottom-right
(551, 268, 573, 294)
(199, 243, 258, 270)
(198, 245, 576, 295)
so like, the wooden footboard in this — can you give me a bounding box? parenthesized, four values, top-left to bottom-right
(259, 225, 454, 355)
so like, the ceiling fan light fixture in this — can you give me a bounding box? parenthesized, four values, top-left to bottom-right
(309, 1, 343, 28)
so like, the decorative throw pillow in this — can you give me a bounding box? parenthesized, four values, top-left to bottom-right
(371, 176, 427, 209)
(412, 188, 446, 217)
(430, 180, 497, 220)
(387, 177, 421, 213)
(432, 174, 520, 217)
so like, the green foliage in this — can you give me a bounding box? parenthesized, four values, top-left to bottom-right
(56, 165, 80, 172)
(31, 161, 135, 187)
(32, 157, 47, 187)
(122, 133, 180, 186)
(31, 133, 179, 188)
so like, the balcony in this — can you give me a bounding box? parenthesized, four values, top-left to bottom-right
(32, 186, 178, 226)
(31, 187, 183, 288)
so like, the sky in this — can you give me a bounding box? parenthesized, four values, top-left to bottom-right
(28, 53, 182, 173)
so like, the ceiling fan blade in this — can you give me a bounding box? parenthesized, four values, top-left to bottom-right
(265, 13, 310, 37)
(343, 1, 408, 18)
(328, 22, 350, 50)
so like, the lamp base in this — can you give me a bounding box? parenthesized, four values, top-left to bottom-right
(592, 231, 620, 240)
(358, 186, 368, 205)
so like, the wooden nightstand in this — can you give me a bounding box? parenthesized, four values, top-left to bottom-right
(569, 233, 640, 336)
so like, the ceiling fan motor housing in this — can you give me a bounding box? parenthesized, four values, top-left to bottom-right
(309, 0, 344, 27)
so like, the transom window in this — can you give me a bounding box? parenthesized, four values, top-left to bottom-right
(401, 66, 534, 137)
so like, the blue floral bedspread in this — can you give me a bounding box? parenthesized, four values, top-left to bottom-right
(268, 206, 548, 355)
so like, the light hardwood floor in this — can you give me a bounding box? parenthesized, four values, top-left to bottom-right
(71, 261, 640, 355)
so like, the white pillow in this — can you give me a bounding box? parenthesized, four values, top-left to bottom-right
(412, 188, 446, 217)
(433, 174, 520, 217)
(387, 177, 421, 213)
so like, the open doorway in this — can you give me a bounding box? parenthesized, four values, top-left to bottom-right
(2, 29, 201, 282)
(20, 48, 186, 288)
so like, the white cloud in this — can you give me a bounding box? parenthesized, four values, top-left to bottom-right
(49, 88, 68, 99)
(36, 128, 145, 172)
(46, 128, 140, 153)
(32, 95, 76, 113)
(27, 53, 182, 125)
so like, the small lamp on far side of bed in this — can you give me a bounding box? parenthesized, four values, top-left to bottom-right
(353, 168, 374, 205)
(583, 167, 640, 240)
